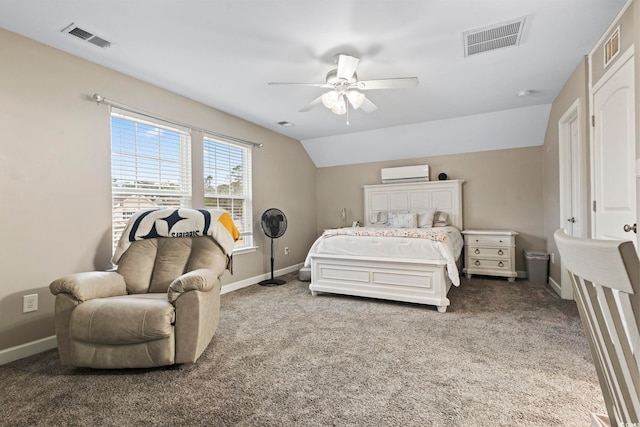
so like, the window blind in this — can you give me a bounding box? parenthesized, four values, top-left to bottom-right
(203, 135, 253, 249)
(111, 111, 192, 250)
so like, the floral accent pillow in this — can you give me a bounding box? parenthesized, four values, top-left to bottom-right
(387, 212, 418, 228)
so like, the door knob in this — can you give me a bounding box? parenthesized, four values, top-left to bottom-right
(623, 223, 637, 233)
(567, 217, 576, 223)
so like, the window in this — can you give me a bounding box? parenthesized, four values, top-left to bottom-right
(111, 111, 192, 250)
(110, 110, 254, 253)
(203, 135, 253, 250)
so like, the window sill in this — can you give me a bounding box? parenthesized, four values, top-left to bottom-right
(233, 246, 258, 255)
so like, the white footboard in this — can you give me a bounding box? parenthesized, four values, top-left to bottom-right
(309, 254, 453, 312)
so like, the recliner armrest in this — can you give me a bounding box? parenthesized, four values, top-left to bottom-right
(49, 271, 127, 302)
(168, 268, 217, 303)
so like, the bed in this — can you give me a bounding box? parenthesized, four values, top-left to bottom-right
(306, 180, 464, 312)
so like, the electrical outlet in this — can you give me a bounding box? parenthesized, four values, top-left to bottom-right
(23, 294, 38, 313)
(550, 252, 555, 264)
(284, 247, 290, 255)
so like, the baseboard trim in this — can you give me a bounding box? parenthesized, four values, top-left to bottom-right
(1, 264, 305, 365)
(0, 335, 57, 366)
(548, 276, 561, 296)
(221, 263, 304, 294)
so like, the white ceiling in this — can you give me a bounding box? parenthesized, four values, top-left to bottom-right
(0, 0, 627, 167)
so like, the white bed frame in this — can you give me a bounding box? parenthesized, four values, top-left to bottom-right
(309, 180, 464, 312)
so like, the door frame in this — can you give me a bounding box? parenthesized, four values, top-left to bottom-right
(558, 98, 586, 299)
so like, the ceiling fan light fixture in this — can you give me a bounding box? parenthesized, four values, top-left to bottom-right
(321, 91, 339, 109)
(347, 90, 365, 109)
(331, 94, 347, 115)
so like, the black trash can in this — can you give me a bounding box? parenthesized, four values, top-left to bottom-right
(524, 250, 549, 284)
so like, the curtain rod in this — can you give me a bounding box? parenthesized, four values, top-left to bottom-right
(92, 93, 264, 148)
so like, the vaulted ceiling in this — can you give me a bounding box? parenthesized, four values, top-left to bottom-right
(0, 0, 627, 166)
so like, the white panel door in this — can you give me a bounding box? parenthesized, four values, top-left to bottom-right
(593, 55, 636, 243)
(564, 117, 585, 237)
(559, 100, 585, 300)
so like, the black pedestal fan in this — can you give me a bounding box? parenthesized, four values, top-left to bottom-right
(259, 208, 288, 286)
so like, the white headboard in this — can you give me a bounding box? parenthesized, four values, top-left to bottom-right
(363, 180, 464, 229)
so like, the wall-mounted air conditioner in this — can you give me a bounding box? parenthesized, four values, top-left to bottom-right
(381, 165, 430, 183)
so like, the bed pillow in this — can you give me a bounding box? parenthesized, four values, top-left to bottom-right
(387, 212, 418, 228)
(369, 211, 389, 225)
(432, 211, 450, 227)
(413, 208, 437, 228)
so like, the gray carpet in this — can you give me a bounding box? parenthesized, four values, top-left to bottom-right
(0, 274, 604, 426)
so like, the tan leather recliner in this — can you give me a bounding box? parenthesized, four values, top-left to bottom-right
(49, 236, 227, 369)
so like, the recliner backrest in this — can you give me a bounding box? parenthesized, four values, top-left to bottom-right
(117, 237, 226, 294)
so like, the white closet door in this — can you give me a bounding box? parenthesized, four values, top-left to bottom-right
(593, 55, 636, 244)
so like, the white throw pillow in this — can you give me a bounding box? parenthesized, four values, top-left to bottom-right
(413, 208, 437, 228)
(432, 211, 450, 227)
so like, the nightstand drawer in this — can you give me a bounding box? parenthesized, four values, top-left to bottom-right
(466, 235, 512, 247)
(469, 247, 510, 259)
(468, 258, 511, 271)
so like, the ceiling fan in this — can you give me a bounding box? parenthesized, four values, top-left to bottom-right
(268, 53, 418, 116)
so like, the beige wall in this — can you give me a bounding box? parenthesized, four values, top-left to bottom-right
(316, 146, 545, 272)
(0, 28, 317, 351)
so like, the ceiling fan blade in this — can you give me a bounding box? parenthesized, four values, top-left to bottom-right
(336, 54, 360, 80)
(360, 96, 378, 113)
(357, 77, 419, 90)
(298, 95, 323, 112)
(269, 82, 331, 88)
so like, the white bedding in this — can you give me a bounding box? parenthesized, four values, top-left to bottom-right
(304, 226, 463, 286)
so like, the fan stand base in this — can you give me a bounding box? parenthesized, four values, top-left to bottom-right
(258, 278, 286, 286)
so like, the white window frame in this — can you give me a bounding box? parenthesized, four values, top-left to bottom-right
(110, 108, 255, 254)
(110, 110, 192, 251)
(202, 134, 254, 251)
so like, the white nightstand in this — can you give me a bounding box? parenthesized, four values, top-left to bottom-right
(462, 230, 518, 282)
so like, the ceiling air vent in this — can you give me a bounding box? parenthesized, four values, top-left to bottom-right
(61, 23, 111, 48)
(463, 17, 526, 57)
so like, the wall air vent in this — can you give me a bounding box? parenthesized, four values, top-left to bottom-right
(61, 23, 111, 48)
(604, 26, 620, 68)
(463, 17, 526, 57)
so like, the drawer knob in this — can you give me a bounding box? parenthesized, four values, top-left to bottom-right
(475, 260, 481, 266)
(498, 261, 504, 268)
(498, 249, 503, 255)
(474, 248, 480, 254)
